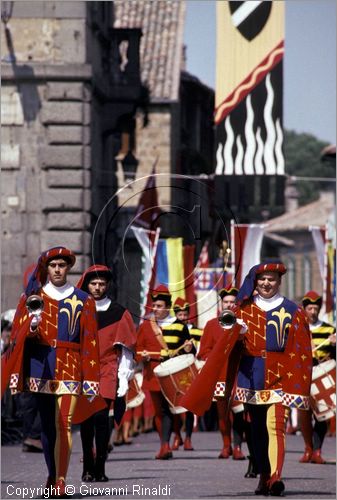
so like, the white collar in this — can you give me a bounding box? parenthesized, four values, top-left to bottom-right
(95, 296, 111, 311)
(157, 315, 175, 327)
(254, 292, 284, 311)
(43, 281, 74, 300)
(309, 320, 323, 331)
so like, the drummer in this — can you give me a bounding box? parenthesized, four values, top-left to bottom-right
(171, 297, 202, 452)
(136, 285, 195, 460)
(298, 290, 336, 464)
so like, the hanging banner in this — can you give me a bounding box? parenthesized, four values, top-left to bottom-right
(215, 1, 285, 176)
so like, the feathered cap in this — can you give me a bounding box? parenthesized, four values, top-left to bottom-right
(218, 287, 239, 299)
(25, 246, 76, 296)
(236, 261, 287, 305)
(173, 297, 190, 313)
(302, 290, 322, 309)
(77, 265, 113, 292)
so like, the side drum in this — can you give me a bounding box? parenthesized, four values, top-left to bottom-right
(153, 354, 198, 414)
(126, 372, 145, 409)
(310, 359, 336, 421)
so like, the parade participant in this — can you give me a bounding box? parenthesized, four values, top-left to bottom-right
(182, 262, 312, 497)
(197, 288, 246, 461)
(77, 265, 136, 481)
(299, 290, 336, 464)
(171, 297, 201, 451)
(136, 285, 194, 459)
(5, 247, 100, 497)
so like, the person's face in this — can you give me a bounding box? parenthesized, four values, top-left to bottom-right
(152, 300, 170, 321)
(175, 310, 189, 324)
(47, 259, 70, 287)
(1, 327, 11, 348)
(255, 272, 281, 299)
(87, 278, 108, 300)
(304, 304, 320, 325)
(221, 295, 236, 309)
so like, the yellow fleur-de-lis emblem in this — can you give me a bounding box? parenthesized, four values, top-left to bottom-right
(60, 294, 83, 336)
(267, 307, 292, 348)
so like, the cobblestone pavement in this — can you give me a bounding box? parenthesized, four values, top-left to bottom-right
(1, 430, 335, 499)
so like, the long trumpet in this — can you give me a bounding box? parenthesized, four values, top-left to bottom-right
(26, 295, 44, 316)
(218, 309, 236, 328)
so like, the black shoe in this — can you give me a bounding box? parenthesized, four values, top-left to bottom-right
(95, 474, 109, 482)
(82, 472, 94, 482)
(245, 456, 258, 478)
(255, 479, 269, 496)
(269, 481, 285, 497)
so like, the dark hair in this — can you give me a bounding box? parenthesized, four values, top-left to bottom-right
(46, 255, 73, 266)
(1, 319, 11, 332)
(152, 296, 172, 307)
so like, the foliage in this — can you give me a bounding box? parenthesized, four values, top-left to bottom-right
(284, 130, 335, 205)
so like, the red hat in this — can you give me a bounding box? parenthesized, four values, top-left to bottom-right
(237, 260, 287, 305)
(302, 290, 322, 309)
(42, 247, 76, 267)
(25, 246, 76, 295)
(151, 285, 171, 305)
(255, 262, 287, 276)
(219, 287, 239, 299)
(77, 265, 113, 292)
(173, 297, 190, 313)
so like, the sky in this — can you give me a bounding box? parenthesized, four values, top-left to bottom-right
(184, 0, 336, 145)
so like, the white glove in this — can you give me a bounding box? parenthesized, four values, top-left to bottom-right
(117, 377, 130, 397)
(237, 318, 248, 335)
(117, 346, 135, 397)
(222, 318, 247, 334)
(30, 315, 41, 330)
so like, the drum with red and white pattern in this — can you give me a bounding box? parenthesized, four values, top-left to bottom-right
(126, 373, 145, 409)
(153, 354, 198, 414)
(310, 359, 336, 421)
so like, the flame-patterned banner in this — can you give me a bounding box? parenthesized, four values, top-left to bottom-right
(215, 1, 284, 176)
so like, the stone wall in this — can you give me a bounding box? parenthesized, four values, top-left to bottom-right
(1, 2, 92, 309)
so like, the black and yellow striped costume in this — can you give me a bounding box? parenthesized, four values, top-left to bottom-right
(188, 324, 203, 351)
(311, 321, 336, 364)
(160, 321, 195, 359)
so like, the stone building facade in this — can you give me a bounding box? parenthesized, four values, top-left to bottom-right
(1, 1, 215, 316)
(1, 2, 95, 309)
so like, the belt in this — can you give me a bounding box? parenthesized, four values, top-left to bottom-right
(36, 338, 81, 351)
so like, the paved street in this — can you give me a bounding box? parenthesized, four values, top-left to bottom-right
(1, 430, 335, 499)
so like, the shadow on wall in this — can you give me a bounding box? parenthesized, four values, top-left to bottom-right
(2, 23, 41, 122)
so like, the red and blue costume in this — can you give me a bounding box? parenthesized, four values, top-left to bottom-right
(182, 262, 312, 495)
(3, 247, 100, 492)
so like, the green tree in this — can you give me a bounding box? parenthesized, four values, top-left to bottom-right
(284, 130, 335, 205)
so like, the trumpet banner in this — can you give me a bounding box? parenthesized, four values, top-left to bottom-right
(215, 1, 284, 176)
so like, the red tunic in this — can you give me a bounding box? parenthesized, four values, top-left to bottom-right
(198, 318, 227, 380)
(136, 319, 163, 391)
(5, 288, 100, 397)
(97, 303, 136, 400)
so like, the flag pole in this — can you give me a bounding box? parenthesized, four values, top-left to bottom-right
(230, 219, 236, 286)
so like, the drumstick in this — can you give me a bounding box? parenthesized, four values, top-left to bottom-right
(312, 338, 332, 352)
(136, 351, 162, 355)
(170, 339, 196, 358)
